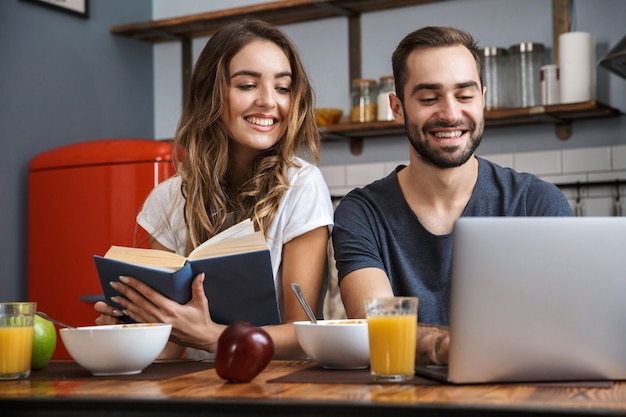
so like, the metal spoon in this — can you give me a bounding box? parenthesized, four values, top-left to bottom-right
(291, 283, 317, 324)
(36, 311, 77, 329)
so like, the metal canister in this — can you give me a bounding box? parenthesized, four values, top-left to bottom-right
(508, 42, 546, 108)
(481, 47, 511, 110)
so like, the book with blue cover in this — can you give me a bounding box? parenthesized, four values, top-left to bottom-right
(94, 219, 281, 326)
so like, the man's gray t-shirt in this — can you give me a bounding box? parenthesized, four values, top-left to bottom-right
(332, 157, 574, 326)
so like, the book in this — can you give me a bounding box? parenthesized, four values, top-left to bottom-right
(94, 219, 281, 326)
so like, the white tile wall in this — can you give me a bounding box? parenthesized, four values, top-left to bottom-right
(384, 160, 409, 173)
(612, 145, 626, 170)
(588, 170, 626, 182)
(345, 163, 386, 186)
(319, 165, 345, 188)
(514, 150, 561, 176)
(320, 145, 626, 216)
(483, 153, 513, 169)
(562, 147, 612, 173)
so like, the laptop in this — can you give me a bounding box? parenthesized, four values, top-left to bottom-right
(415, 217, 626, 384)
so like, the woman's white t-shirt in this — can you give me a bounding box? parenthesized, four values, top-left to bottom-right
(136, 157, 334, 312)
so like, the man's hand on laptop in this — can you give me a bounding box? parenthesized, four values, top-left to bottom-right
(416, 324, 449, 366)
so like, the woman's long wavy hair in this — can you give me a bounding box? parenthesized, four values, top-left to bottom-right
(174, 19, 320, 254)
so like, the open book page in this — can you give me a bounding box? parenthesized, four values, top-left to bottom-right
(187, 230, 267, 260)
(186, 218, 267, 260)
(192, 218, 255, 248)
(102, 218, 266, 269)
(103, 246, 185, 270)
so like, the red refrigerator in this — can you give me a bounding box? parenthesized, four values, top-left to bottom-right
(28, 139, 176, 358)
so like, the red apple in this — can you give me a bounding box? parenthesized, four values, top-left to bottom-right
(215, 321, 274, 382)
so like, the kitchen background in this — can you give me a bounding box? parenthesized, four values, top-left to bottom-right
(1, 0, 625, 304)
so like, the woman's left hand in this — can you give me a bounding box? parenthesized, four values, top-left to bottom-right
(109, 272, 224, 353)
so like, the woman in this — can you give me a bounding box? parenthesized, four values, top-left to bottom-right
(94, 19, 333, 359)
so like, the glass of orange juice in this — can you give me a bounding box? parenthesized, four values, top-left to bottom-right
(365, 297, 418, 382)
(0, 302, 37, 380)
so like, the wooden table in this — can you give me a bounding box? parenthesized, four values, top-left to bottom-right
(2, 360, 626, 417)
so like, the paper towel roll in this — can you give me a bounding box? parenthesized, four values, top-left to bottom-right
(559, 32, 596, 104)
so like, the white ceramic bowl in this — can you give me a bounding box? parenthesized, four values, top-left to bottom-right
(60, 323, 172, 376)
(293, 319, 369, 369)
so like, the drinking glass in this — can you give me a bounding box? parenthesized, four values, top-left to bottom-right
(0, 302, 37, 380)
(365, 297, 418, 382)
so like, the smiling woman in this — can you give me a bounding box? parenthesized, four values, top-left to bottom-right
(94, 19, 334, 362)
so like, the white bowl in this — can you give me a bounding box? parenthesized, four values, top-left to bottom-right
(60, 323, 172, 376)
(293, 319, 369, 369)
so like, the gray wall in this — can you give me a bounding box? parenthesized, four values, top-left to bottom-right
(0, 0, 153, 301)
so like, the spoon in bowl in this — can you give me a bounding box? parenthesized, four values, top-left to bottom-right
(291, 283, 317, 324)
(36, 311, 76, 329)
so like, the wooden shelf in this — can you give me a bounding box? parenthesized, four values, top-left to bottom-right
(110, 0, 444, 42)
(486, 100, 621, 126)
(321, 101, 622, 142)
(321, 120, 405, 140)
(110, 1, 622, 150)
(110, 0, 447, 106)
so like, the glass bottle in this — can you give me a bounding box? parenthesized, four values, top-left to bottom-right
(376, 75, 395, 121)
(350, 78, 377, 123)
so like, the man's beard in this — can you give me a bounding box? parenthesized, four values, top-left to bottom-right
(407, 117, 484, 169)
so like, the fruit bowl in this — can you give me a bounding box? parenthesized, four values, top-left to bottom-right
(314, 108, 343, 126)
(293, 319, 369, 369)
(60, 323, 172, 376)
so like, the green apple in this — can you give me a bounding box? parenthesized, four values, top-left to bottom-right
(31, 313, 57, 370)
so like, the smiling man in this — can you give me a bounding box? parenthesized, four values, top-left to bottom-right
(332, 26, 573, 366)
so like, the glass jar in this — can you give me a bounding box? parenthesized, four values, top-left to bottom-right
(508, 42, 545, 108)
(376, 75, 395, 121)
(540, 64, 560, 105)
(350, 78, 377, 123)
(481, 47, 511, 109)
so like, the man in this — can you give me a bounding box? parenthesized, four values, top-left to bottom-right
(332, 26, 573, 366)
